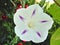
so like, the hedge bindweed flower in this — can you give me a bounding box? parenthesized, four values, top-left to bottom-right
(14, 4, 54, 43)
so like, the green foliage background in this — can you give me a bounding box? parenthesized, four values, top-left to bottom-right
(0, 0, 60, 45)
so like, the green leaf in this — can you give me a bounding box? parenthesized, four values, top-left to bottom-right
(47, 3, 60, 24)
(39, 0, 45, 7)
(10, 36, 18, 45)
(54, 0, 60, 6)
(50, 27, 60, 45)
(29, 0, 35, 5)
(4, 44, 8, 45)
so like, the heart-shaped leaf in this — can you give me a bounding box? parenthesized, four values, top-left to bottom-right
(50, 27, 60, 45)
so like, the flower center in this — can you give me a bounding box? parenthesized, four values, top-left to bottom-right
(28, 22, 34, 28)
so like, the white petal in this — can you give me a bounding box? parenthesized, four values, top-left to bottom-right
(27, 4, 43, 17)
(32, 13, 54, 31)
(15, 23, 26, 37)
(20, 29, 34, 41)
(14, 8, 30, 25)
(15, 25, 32, 41)
(31, 30, 48, 43)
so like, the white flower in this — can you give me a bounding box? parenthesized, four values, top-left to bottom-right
(14, 4, 54, 43)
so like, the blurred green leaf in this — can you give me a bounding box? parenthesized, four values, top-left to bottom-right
(10, 36, 18, 45)
(50, 27, 60, 45)
(29, 0, 35, 5)
(39, 0, 45, 7)
(47, 3, 60, 24)
(4, 44, 8, 45)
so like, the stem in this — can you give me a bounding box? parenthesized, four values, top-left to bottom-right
(10, 0, 16, 7)
(22, 0, 25, 8)
(42, 2, 46, 8)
